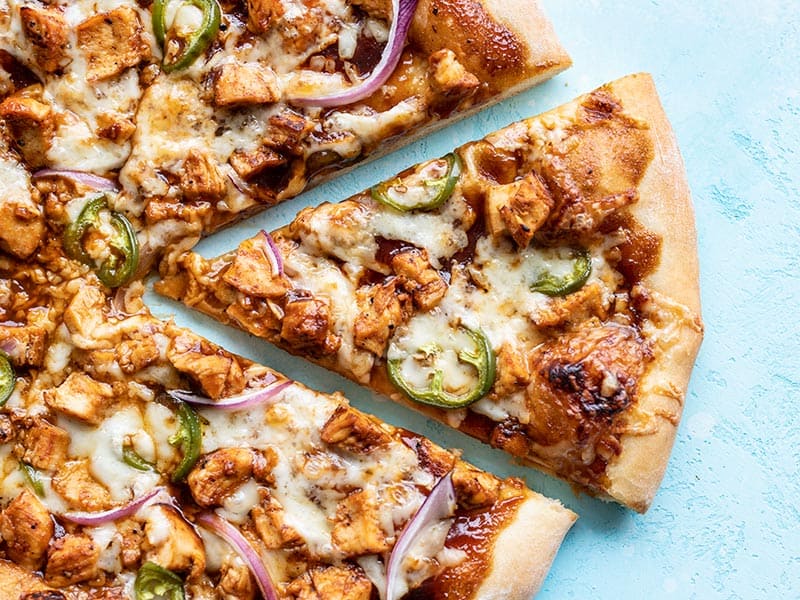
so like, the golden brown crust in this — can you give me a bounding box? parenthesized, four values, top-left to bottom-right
(474, 493, 577, 599)
(597, 74, 703, 511)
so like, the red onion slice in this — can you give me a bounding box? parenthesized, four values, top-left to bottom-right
(32, 169, 118, 191)
(197, 512, 279, 600)
(167, 378, 293, 411)
(258, 230, 284, 277)
(63, 487, 163, 526)
(289, 0, 419, 107)
(385, 471, 456, 600)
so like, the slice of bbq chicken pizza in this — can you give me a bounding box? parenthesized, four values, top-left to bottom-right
(0, 0, 570, 273)
(0, 248, 575, 598)
(157, 73, 704, 512)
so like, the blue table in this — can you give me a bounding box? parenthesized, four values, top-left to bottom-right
(150, 2, 800, 597)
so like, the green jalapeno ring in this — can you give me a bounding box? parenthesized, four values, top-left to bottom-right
(123, 444, 157, 472)
(153, 0, 222, 73)
(134, 561, 185, 600)
(20, 462, 45, 497)
(387, 325, 496, 409)
(63, 195, 140, 288)
(0, 352, 15, 407)
(371, 153, 462, 212)
(168, 400, 201, 482)
(530, 247, 592, 297)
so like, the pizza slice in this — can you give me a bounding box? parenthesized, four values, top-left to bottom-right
(0, 0, 570, 274)
(156, 73, 704, 512)
(0, 252, 575, 597)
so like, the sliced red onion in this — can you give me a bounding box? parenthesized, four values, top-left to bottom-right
(63, 487, 162, 526)
(258, 230, 284, 277)
(197, 512, 279, 600)
(0, 338, 20, 356)
(385, 471, 456, 600)
(167, 378, 293, 411)
(227, 171, 251, 195)
(32, 169, 118, 191)
(289, 0, 419, 107)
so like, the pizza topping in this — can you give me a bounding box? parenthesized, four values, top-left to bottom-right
(63, 195, 140, 288)
(134, 561, 186, 600)
(62, 487, 163, 526)
(44, 533, 101, 587)
(371, 153, 462, 212)
(196, 511, 280, 600)
(123, 444, 158, 472)
(19, 462, 45, 497)
(0, 489, 54, 570)
(530, 247, 592, 297)
(290, 0, 419, 106)
(169, 400, 202, 482)
(31, 168, 119, 192)
(387, 324, 496, 409)
(168, 377, 293, 411)
(153, 0, 222, 74)
(0, 351, 14, 406)
(385, 471, 456, 600)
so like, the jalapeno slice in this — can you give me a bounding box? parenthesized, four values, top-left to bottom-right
(123, 444, 157, 472)
(153, 0, 221, 73)
(530, 247, 592, 296)
(64, 195, 140, 288)
(0, 352, 15, 406)
(371, 153, 461, 212)
(20, 462, 45, 497)
(387, 325, 496, 409)
(135, 562, 185, 600)
(168, 400, 201, 482)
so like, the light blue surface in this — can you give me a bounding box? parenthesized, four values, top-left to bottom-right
(148, 2, 800, 598)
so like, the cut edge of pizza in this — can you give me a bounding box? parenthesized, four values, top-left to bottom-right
(155, 72, 704, 513)
(0, 0, 571, 275)
(0, 256, 576, 598)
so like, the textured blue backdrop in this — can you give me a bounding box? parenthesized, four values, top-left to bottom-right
(148, 2, 800, 597)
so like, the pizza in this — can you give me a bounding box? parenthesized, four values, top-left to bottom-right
(0, 249, 576, 598)
(0, 0, 569, 274)
(156, 73, 705, 513)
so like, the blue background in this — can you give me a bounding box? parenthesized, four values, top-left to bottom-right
(149, 2, 800, 597)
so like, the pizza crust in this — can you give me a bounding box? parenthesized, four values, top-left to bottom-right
(598, 73, 704, 512)
(475, 493, 577, 599)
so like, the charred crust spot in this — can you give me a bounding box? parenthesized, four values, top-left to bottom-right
(547, 362, 631, 417)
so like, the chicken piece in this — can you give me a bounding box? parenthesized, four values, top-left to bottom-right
(499, 171, 554, 247)
(451, 462, 501, 509)
(46, 372, 114, 425)
(222, 234, 290, 299)
(280, 296, 341, 356)
(213, 63, 280, 107)
(0, 153, 44, 259)
(264, 110, 315, 156)
(179, 148, 227, 202)
(187, 448, 255, 507)
(143, 504, 206, 579)
(0, 324, 48, 367)
(17, 418, 70, 472)
(95, 111, 136, 143)
(491, 343, 532, 399)
(62, 285, 106, 343)
(1, 559, 59, 597)
(219, 555, 256, 600)
(350, 0, 391, 20)
(531, 283, 609, 328)
(428, 49, 480, 100)
(286, 564, 373, 600)
(20, 593, 66, 600)
(168, 333, 246, 399)
(246, 0, 283, 34)
(0, 490, 54, 570)
(76, 7, 149, 82)
(0, 415, 13, 444)
(20, 6, 68, 73)
(115, 335, 160, 374)
(407, 436, 456, 478)
(52, 461, 113, 512)
(353, 279, 410, 356)
(251, 493, 303, 549)
(390, 249, 448, 311)
(321, 405, 392, 454)
(44, 534, 100, 587)
(0, 94, 54, 168)
(331, 488, 390, 555)
(116, 519, 144, 569)
(229, 146, 286, 181)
